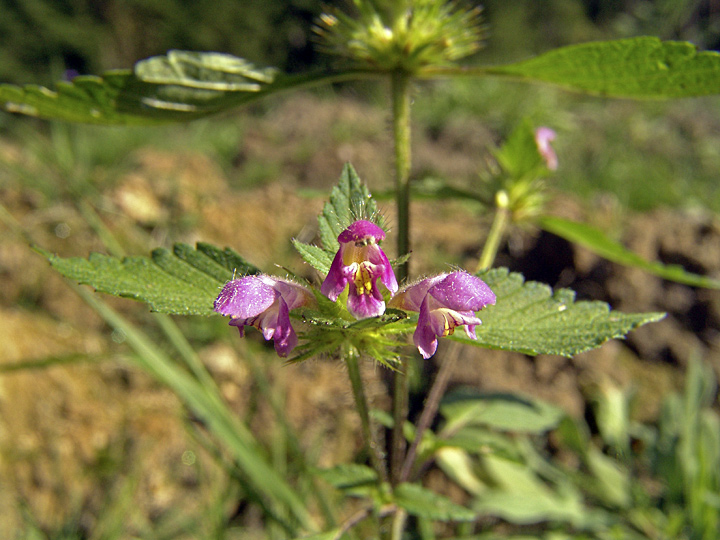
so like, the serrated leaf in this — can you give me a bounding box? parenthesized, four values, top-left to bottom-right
(292, 240, 333, 275)
(319, 163, 380, 251)
(135, 50, 277, 89)
(296, 163, 383, 273)
(1, 51, 365, 124)
(36, 242, 259, 315)
(540, 216, 720, 289)
(456, 268, 665, 356)
(440, 390, 565, 434)
(313, 464, 378, 490)
(481, 37, 720, 98)
(394, 483, 476, 522)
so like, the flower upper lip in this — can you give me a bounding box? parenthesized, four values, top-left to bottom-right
(338, 220, 386, 244)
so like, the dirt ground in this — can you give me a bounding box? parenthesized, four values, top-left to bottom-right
(0, 92, 718, 534)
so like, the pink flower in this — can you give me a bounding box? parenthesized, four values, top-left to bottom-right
(321, 220, 398, 319)
(214, 275, 313, 357)
(535, 127, 558, 171)
(389, 271, 495, 359)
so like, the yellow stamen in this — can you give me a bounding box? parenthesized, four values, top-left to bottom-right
(354, 262, 374, 295)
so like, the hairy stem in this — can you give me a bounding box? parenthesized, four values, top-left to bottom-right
(390, 69, 412, 487)
(392, 70, 412, 282)
(344, 344, 387, 482)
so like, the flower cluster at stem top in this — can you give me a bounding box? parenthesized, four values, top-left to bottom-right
(214, 219, 495, 359)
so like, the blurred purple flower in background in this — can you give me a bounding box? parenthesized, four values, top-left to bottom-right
(535, 127, 558, 171)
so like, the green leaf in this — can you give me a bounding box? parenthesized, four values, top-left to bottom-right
(292, 240, 333, 275)
(313, 464, 378, 490)
(457, 268, 665, 356)
(318, 163, 380, 251)
(135, 50, 277, 89)
(434, 446, 487, 496)
(494, 118, 545, 179)
(539, 216, 720, 289)
(473, 455, 586, 526)
(295, 163, 383, 273)
(586, 448, 631, 508)
(1, 50, 367, 124)
(440, 389, 565, 434)
(482, 37, 720, 98)
(293, 531, 341, 540)
(393, 483, 476, 522)
(440, 427, 520, 460)
(35, 242, 258, 315)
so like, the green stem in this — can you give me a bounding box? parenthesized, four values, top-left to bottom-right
(392, 70, 412, 283)
(390, 69, 412, 488)
(390, 357, 409, 485)
(344, 344, 388, 483)
(477, 190, 511, 272)
(390, 508, 408, 540)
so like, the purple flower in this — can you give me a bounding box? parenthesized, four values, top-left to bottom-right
(321, 220, 398, 319)
(214, 275, 313, 357)
(389, 271, 496, 359)
(535, 127, 557, 171)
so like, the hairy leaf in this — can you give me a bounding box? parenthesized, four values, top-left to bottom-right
(490, 37, 720, 98)
(1, 51, 366, 124)
(456, 268, 665, 356)
(36, 242, 258, 315)
(294, 163, 381, 274)
(540, 216, 720, 289)
(429, 37, 720, 98)
(292, 240, 333, 276)
(319, 162, 380, 250)
(135, 50, 277, 89)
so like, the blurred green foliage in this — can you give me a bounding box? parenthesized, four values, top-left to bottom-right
(432, 357, 720, 539)
(3, 0, 719, 85)
(0, 0, 322, 85)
